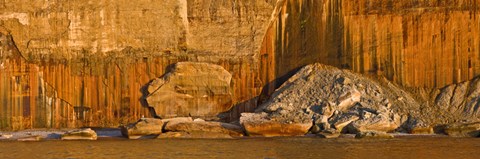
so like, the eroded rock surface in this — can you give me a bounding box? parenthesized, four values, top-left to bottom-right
(146, 62, 233, 120)
(444, 122, 480, 137)
(121, 118, 164, 139)
(240, 113, 312, 137)
(250, 63, 418, 134)
(164, 120, 244, 138)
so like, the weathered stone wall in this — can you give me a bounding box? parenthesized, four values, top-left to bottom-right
(260, 0, 480, 99)
(0, 0, 275, 129)
(1, 0, 480, 129)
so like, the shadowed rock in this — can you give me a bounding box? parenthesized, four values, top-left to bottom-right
(444, 122, 480, 137)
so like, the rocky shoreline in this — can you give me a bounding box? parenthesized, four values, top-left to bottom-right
(0, 117, 477, 142)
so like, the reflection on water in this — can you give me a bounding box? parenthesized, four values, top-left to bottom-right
(0, 137, 479, 159)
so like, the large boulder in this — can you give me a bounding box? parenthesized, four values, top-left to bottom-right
(240, 113, 312, 137)
(164, 120, 244, 138)
(146, 62, 233, 120)
(444, 122, 480, 137)
(121, 118, 164, 139)
(250, 63, 417, 134)
(61, 128, 97, 140)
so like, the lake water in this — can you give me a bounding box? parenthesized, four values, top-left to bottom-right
(0, 136, 479, 159)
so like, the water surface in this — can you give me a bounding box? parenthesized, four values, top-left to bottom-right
(0, 137, 479, 159)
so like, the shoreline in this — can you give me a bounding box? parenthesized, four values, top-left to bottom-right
(0, 128, 454, 142)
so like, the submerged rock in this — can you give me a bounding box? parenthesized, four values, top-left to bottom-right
(146, 62, 233, 120)
(61, 128, 97, 140)
(164, 120, 244, 138)
(355, 131, 394, 139)
(240, 113, 312, 137)
(444, 122, 480, 137)
(18, 136, 42, 142)
(121, 118, 164, 139)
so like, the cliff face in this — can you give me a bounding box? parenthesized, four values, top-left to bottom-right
(260, 0, 480, 96)
(0, 0, 275, 129)
(1, 0, 480, 129)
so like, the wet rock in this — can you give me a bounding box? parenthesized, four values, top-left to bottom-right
(18, 136, 42, 142)
(355, 131, 394, 139)
(164, 121, 244, 138)
(240, 113, 312, 137)
(121, 118, 164, 139)
(444, 122, 480, 137)
(146, 62, 233, 120)
(157, 131, 235, 139)
(61, 128, 97, 140)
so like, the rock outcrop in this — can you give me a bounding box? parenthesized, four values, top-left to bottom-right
(146, 62, 233, 120)
(61, 128, 97, 140)
(248, 63, 417, 135)
(121, 118, 164, 139)
(240, 113, 312, 137)
(434, 77, 480, 118)
(444, 122, 480, 137)
(163, 120, 244, 138)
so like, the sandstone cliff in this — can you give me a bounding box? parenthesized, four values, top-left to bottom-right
(0, 0, 275, 129)
(1, 0, 480, 129)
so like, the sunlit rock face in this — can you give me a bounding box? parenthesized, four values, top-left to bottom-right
(146, 62, 233, 120)
(0, 0, 274, 129)
(259, 0, 480, 96)
(1, 0, 480, 129)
